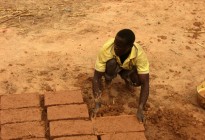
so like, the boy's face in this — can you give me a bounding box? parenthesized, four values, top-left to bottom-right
(114, 36, 132, 56)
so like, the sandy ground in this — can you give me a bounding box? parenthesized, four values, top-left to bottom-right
(0, 0, 205, 139)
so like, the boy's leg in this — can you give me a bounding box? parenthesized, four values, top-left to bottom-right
(119, 67, 141, 93)
(104, 58, 121, 84)
(129, 68, 141, 87)
(104, 58, 121, 104)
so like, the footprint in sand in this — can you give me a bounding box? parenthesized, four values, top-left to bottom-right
(38, 70, 50, 76)
(40, 82, 55, 92)
(1, 81, 17, 94)
(0, 69, 6, 73)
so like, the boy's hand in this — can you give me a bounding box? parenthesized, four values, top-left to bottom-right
(136, 108, 145, 123)
(91, 98, 101, 118)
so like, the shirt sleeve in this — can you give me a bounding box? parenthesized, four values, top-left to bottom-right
(94, 48, 107, 72)
(95, 47, 113, 72)
(135, 49, 149, 74)
(95, 39, 114, 72)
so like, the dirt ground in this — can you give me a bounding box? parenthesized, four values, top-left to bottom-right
(0, 0, 205, 139)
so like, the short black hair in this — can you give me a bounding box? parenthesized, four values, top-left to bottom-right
(116, 29, 135, 46)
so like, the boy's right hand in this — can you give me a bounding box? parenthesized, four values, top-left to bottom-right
(91, 98, 101, 118)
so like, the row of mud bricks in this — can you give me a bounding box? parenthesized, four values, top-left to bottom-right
(0, 90, 146, 140)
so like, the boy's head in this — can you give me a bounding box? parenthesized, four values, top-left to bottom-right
(114, 29, 135, 56)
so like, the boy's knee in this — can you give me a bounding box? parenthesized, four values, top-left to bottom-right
(106, 58, 118, 74)
(105, 58, 118, 81)
(129, 71, 141, 86)
(106, 58, 117, 68)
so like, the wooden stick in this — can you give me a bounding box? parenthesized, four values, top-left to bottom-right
(20, 14, 34, 17)
(169, 49, 182, 55)
(0, 11, 27, 24)
(197, 43, 204, 48)
(185, 31, 205, 34)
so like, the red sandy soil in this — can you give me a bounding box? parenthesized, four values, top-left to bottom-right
(0, 0, 205, 139)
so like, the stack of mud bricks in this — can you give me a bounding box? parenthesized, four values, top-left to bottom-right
(45, 90, 96, 140)
(0, 93, 46, 140)
(0, 90, 147, 140)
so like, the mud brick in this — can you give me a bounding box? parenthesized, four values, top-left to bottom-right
(0, 95, 1, 109)
(101, 132, 147, 140)
(1, 93, 40, 109)
(47, 104, 89, 121)
(1, 107, 42, 124)
(93, 115, 145, 134)
(0, 111, 1, 140)
(1, 121, 45, 139)
(45, 90, 84, 106)
(23, 138, 47, 140)
(50, 120, 94, 137)
(54, 135, 97, 140)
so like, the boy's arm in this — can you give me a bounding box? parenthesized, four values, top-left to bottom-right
(92, 70, 104, 118)
(137, 73, 149, 122)
(92, 70, 104, 97)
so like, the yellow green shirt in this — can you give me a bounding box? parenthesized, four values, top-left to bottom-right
(95, 38, 149, 74)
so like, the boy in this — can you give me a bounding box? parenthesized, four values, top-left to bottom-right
(92, 29, 149, 122)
